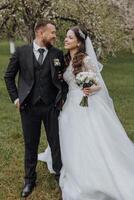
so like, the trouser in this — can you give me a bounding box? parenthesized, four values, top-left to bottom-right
(20, 101, 62, 184)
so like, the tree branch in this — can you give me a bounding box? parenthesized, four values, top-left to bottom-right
(0, 2, 10, 11)
(55, 15, 78, 24)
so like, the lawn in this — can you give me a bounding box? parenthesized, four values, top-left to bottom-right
(0, 40, 134, 200)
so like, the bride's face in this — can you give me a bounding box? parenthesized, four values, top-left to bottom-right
(64, 30, 80, 50)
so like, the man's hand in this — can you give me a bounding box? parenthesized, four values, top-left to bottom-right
(58, 71, 63, 81)
(14, 99, 20, 110)
(16, 101, 20, 110)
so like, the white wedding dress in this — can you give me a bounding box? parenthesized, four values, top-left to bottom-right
(38, 56, 134, 200)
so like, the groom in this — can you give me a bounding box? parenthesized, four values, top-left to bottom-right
(4, 19, 68, 198)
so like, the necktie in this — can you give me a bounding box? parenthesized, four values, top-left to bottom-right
(38, 48, 45, 65)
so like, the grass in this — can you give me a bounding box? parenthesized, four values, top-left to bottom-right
(102, 52, 134, 140)
(0, 40, 134, 199)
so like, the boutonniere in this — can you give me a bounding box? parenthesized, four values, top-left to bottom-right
(54, 58, 61, 67)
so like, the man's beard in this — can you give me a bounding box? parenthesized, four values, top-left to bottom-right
(43, 39, 55, 48)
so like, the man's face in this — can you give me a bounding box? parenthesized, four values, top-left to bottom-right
(41, 24, 56, 46)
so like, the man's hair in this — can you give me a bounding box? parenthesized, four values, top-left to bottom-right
(34, 19, 55, 32)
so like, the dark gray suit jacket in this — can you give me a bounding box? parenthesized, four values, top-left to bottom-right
(4, 44, 68, 109)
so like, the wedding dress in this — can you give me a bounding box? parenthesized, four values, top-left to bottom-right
(38, 56, 134, 200)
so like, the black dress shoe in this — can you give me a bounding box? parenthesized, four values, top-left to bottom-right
(20, 182, 36, 198)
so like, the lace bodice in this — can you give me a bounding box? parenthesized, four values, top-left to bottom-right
(63, 55, 98, 91)
(63, 63, 78, 91)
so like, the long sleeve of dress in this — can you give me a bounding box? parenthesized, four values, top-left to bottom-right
(83, 56, 101, 95)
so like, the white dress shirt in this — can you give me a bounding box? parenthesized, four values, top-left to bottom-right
(33, 41, 48, 62)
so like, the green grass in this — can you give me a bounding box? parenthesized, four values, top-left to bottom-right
(0, 40, 134, 199)
(102, 52, 134, 140)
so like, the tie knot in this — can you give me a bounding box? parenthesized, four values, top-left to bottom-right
(38, 48, 45, 54)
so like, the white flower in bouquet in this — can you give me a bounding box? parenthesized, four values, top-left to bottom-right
(75, 71, 99, 107)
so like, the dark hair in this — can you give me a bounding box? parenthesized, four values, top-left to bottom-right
(34, 19, 55, 32)
(65, 26, 88, 75)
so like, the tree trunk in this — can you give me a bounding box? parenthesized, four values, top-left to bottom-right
(9, 38, 15, 54)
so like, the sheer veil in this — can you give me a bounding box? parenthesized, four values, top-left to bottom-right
(85, 36, 115, 111)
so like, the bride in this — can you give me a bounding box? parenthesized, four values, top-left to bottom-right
(38, 26, 134, 200)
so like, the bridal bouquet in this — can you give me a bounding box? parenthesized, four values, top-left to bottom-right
(75, 71, 99, 107)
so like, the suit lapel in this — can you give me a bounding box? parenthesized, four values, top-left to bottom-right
(48, 47, 61, 90)
(25, 44, 56, 81)
(25, 44, 60, 89)
(48, 47, 56, 81)
(26, 44, 34, 78)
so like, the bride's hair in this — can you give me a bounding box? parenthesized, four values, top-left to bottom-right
(64, 26, 88, 75)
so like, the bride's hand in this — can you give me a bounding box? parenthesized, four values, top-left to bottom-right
(83, 87, 92, 96)
(83, 85, 101, 96)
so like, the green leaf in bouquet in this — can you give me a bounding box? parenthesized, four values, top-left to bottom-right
(80, 96, 88, 107)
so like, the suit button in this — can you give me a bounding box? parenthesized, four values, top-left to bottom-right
(27, 90, 30, 94)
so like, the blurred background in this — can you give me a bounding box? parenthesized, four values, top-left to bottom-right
(0, 0, 134, 199)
